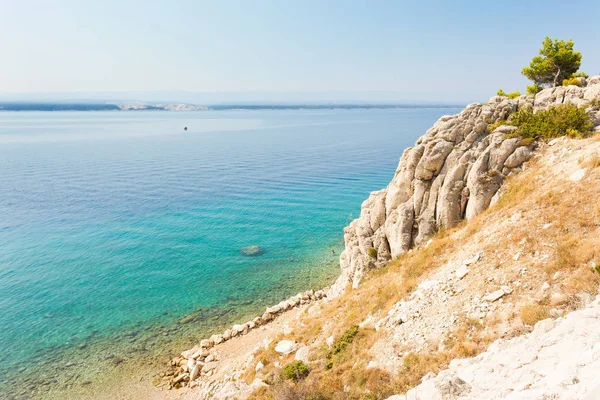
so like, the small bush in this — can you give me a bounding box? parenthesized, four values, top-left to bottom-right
(487, 119, 507, 132)
(367, 247, 377, 259)
(526, 84, 543, 96)
(505, 103, 593, 139)
(281, 361, 310, 382)
(562, 77, 582, 87)
(572, 71, 589, 78)
(326, 325, 360, 368)
(520, 137, 535, 146)
(497, 89, 521, 99)
(520, 303, 550, 325)
(330, 325, 359, 356)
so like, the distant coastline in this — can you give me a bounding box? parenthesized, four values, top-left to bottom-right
(0, 102, 464, 112)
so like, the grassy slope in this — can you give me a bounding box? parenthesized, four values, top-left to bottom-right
(246, 135, 600, 400)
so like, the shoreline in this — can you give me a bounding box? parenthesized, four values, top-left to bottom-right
(162, 287, 330, 390)
(1, 256, 340, 400)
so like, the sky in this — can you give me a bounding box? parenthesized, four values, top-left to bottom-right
(0, 0, 599, 103)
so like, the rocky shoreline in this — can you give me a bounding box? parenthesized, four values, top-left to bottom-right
(161, 288, 328, 390)
(158, 76, 600, 398)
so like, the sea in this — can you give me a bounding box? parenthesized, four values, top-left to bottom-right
(0, 107, 461, 398)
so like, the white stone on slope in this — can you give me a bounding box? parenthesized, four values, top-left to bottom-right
(294, 345, 310, 363)
(455, 265, 469, 279)
(387, 295, 600, 399)
(274, 340, 297, 355)
(569, 168, 586, 182)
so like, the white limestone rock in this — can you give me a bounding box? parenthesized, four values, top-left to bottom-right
(329, 79, 600, 298)
(455, 265, 470, 280)
(570, 168, 587, 182)
(386, 296, 600, 399)
(294, 345, 310, 363)
(274, 340, 297, 355)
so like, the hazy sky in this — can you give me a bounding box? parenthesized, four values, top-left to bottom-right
(1, 0, 599, 102)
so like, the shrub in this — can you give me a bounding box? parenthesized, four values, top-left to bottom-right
(326, 325, 360, 368)
(497, 89, 521, 99)
(487, 119, 507, 133)
(526, 84, 543, 96)
(505, 103, 593, 139)
(562, 77, 582, 87)
(367, 247, 377, 259)
(281, 361, 310, 382)
(520, 137, 535, 146)
(330, 325, 359, 356)
(572, 71, 589, 78)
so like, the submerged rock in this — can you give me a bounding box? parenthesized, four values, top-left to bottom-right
(239, 245, 264, 257)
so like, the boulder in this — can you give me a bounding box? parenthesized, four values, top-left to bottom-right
(261, 312, 274, 322)
(231, 324, 246, 336)
(294, 345, 310, 363)
(210, 334, 223, 345)
(192, 348, 209, 360)
(274, 340, 297, 355)
(189, 364, 201, 381)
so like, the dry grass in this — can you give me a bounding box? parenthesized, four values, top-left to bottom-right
(564, 267, 600, 296)
(246, 228, 460, 399)
(520, 303, 550, 326)
(580, 154, 600, 169)
(247, 138, 600, 399)
(492, 173, 537, 210)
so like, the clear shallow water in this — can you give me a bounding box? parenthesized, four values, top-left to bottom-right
(0, 108, 459, 393)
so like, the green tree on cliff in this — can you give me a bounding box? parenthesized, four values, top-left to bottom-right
(522, 37, 582, 88)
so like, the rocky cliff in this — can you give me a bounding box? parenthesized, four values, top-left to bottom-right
(330, 76, 600, 296)
(163, 80, 600, 399)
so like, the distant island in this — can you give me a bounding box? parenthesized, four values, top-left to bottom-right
(0, 102, 463, 112)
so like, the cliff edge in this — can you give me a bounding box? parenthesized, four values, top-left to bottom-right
(330, 76, 600, 296)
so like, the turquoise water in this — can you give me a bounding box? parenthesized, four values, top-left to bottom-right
(0, 108, 459, 394)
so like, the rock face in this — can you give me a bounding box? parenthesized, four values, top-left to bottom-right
(330, 77, 600, 296)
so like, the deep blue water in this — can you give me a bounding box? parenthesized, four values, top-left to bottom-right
(0, 108, 459, 387)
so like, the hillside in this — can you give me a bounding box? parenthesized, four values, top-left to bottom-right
(158, 78, 600, 399)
